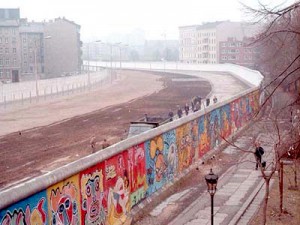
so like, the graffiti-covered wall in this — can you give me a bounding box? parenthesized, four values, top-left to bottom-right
(0, 89, 260, 225)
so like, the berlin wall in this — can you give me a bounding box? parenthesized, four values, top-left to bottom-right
(0, 64, 263, 225)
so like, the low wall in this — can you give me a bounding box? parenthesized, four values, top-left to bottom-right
(0, 81, 260, 225)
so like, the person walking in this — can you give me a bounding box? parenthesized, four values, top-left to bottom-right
(254, 142, 264, 170)
(177, 107, 183, 118)
(184, 103, 189, 115)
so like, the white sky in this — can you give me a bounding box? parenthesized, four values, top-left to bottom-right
(2, 0, 296, 41)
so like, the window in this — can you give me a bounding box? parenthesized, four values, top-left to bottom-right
(222, 43, 226, 47)
(23, 38, 26, 43)
(0, 48, 2, 54)
(6, 70, 10, 78)
(5, 58, 9, 65)
(0, 58, 2, 65)
(5, 48, 9, 54)
(0, 37, 2, 43)
(5, 38, 8, 43)
(12, 37, 16, 43)
(13, 48, 16, 53)
(0, 69, 2, 78)
(13, 58, 17, 66)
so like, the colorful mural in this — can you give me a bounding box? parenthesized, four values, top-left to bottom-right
(163, 130, 177, 182)
(127, 144, 147, 207)
(209, 109, 221, 149)
(198, 114, 210, 158)
(80, 163, 106, 225)
(0, 90, 261, 225)
(105, 152, 130, 225)
(176, 123, 194, 173)
(0, 191, 47, 225)
(47, 175, 80, 225)
(220, 105, 231, 139)
(145, 136, 167, 196)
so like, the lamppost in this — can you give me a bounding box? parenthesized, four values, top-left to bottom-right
(87, 40, 101, 87)
(205, 168, 219, 225)
(119, 44, 128, 69)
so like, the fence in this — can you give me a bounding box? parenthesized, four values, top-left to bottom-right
(0, 69, 116, 107)
(0, 82, 261, 225)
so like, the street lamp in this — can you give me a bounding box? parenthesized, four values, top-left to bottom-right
(205, 168, 218, 225)
(87, 40, 101, 88)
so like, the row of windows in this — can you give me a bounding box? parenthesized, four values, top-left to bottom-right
(221, 42, 243, 47)
(0, 37, 17, 44)
(0, 69, 11, 78)
(221, 55, 253, 60)
(0, 58, 17, 66)
(181, 31, 216, 38)
(0, 47, 17, 54)
(221, 48, 256, 53)
(0, 28, 17, 35)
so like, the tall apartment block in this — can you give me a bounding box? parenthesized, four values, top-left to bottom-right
(179, 21, 258, 66)
(0, 8, 82, 82)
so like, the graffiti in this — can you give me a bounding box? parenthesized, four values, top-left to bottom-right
(1, 90, 261, 225)
(220, 105, 231, 139)
(0, 192, 47, 225)
(163, 130, 177, 181)
(48, 181, 79, 225)
(145, 136, 167, 196)
(105, 153, 130, 225)
(80, 166, 106, 225)
(198, 115, 210, 157)
(1, 209, 26, 225)
(176, 124, 194, 172)
(128, 144, 147, 206)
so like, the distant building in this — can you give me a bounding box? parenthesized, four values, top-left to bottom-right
(44, 18, 82, 77)
(0, 8, 21, 82)
(179, 21, 259, 65)
(219, 37, 259, 69)
(19, 19, 45, 80)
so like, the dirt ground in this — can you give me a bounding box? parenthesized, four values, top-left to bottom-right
(249, 159, 300, 225)
(0, 70, 211, 189)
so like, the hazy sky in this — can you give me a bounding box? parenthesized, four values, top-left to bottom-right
(2, 0, 295, 41)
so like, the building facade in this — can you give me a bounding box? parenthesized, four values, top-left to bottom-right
(0, 9, 82, 82)
(19, 20, 45, 80)
(219, 37, 259, 69)
(0, 8, 21, 82)
(44, 18, 82, 77)
(179, 21, 259, 65)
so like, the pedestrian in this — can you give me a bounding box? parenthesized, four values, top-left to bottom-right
(213, 96, 218, 103)
(102, 139, 110, 149)
(254, 142, 264, 170)
(168, 110, 174, 121)
(206, 98, 210, 107)
(184, 103, 189, 115)
(90, 136, 97, 153)
(177, 107, 183, 118)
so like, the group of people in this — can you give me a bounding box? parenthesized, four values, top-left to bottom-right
(168, 95, 218, 120)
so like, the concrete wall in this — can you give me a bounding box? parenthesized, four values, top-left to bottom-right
(0, 81, 260, 225)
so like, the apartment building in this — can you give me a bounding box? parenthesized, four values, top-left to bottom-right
(0, 8, 82, 82)
(0, 8, 21, 82)
(179, 21, 258, 65)
(19, 20, 45, 80)
(219, 37, 259, 69)
(44, 18, 82, 77)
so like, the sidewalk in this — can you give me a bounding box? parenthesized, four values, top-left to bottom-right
(168, 120, 275, 225)
(134, 117, 276, 225)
